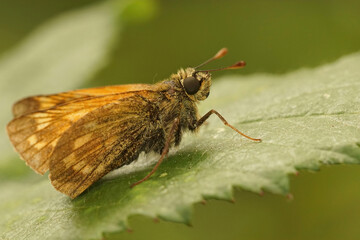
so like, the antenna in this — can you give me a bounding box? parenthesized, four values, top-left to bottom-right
(194, 48, 228, 69)
(196, 61, 246, 73)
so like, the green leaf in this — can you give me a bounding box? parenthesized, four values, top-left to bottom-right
(1, 50, 360, 239)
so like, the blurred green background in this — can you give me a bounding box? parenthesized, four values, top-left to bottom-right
(1, 0, 360, 239)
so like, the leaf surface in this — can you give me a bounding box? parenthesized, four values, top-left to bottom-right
(1, 50, 360, 239)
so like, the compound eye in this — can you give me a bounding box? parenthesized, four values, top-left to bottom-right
(183, 76, 200, 95)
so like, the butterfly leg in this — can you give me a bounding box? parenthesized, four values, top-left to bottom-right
(196, 109, 261, 142)
(131, 117, 180, 188)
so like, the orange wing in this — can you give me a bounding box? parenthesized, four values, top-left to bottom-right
(48, 93, 164, 198)
(12, 84, 154, 118)
(7, 84, 156, 175)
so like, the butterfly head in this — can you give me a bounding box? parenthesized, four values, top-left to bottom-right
(178, 48, 246, 102)
(179, 68, 212, 101)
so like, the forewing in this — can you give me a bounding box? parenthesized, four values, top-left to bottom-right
(12, 84, 154, 118)
(7, 93, 141, 174)
(48, 93, 162, 198)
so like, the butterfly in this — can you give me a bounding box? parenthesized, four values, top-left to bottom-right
(7, 48, 261, 198)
